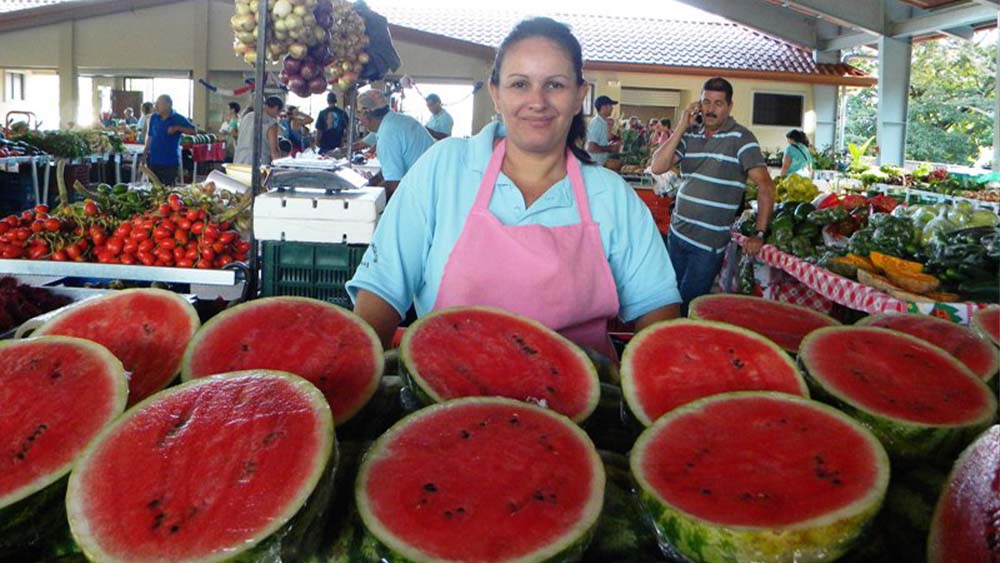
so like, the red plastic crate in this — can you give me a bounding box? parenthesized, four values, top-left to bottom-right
(634, 189, 672, 234)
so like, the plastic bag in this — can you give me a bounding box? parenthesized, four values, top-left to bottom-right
(355, 2, 400, 82)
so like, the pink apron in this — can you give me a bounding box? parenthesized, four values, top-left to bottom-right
(433, 139, 620, 358)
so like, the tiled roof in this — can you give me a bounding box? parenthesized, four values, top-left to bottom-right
(374, 4, 864, 79)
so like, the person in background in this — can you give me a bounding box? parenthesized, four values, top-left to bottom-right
(650, 77, 776, 313)
(280, 105, 313, 156)
(315, 92, 348, 153)
(781, 129, 813, 178)
(234, 96, 283, 166)
(585, 95, 621, 166)
(219, 102, 241, 161)
(123, 107, 138, 126)
(356, 89, 434, 196)
(143, 95, 196, 186)
(659, 118, 673, 143)
(424, 93, 454, 140)
(346, 17, 680, 353)
(99, 111, 114, 128)
(136, 102, 154, 144)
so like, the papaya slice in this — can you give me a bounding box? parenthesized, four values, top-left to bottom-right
(840, 253, 877, 273)
(885, 270, 941, 295)
(869, 251, 924, 275)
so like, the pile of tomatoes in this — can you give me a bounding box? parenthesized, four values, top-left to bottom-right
(0, 194, 249, 269)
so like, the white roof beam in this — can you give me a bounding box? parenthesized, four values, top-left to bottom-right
(673, 0, 818, 48)
(819, 31, 879, 52)
(889, 3, 999, 38)
(785, 0, 886, 35)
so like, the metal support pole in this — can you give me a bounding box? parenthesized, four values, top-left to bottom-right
(30, 159, 40, 208)
(345, 86, 357, 159)
(247, 0, 268, 299)
(876, 35, 912, 166)
(41, 157, 50, 206)
(994, 11, 999, 172)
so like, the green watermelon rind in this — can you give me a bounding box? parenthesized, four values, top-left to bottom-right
(971, 305, 1000, 348)
(179, 296, 384, 424)
(355, 397, 606, 563)
(0, 337, 128, 516)
(399, 306, 601, 424)
(856, 312, 999, 384)
(31, 288, 201, 400)
(926, 424, 1000, 563)
(66, 370, 336, 563)
(620, 319, 809, 427)
(630, 391, 890, 563)
(688, 294, 841, 353)
(799, 326, 998, 461)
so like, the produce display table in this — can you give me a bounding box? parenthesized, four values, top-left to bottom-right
(184, 142, 227, 182)
(732, 233, 990, 324)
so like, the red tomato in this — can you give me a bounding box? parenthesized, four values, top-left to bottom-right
(173, 246, 185, 260)
(75, 239, 89, 252)
(3, 245, 25, 259)
(119, 253, 137, 265)
(196, 259, 213, 269)
(131, 230, 150, 242)
(153, 227, 172, 240)
(158, 203, 171, 216)
(45, 218, 61, 233)
(236, 241, 251, 254)
(160, 220, 176, 232)
(123, 241, 139, 255)
(21, 210, 34, 221)
(216, 255, 233, 267)
(190, 221, 204, 235)
(185, 247, 198, 260)
(212, 242, 225, 254)
(51, 249, 67, 261)
(27, 245, 47, 260)
(185, 210, 199, 222)
(30, 221, 45, 234)
(14, 228, 30, 241)
(65, 245, 81, 260)
(200, 247, 215, 261)
(0, 223, 9, 235)
(138, 239, 155, 253)
(168, 194, 182, 211)
(83, 200, 99, 217)
(219, 231, 236, 245)
(106, 237, 124, 256)
(138, 251, 155, 266)
(176, 218, 191, 231)
(158, 238, 176, 251)
(220, 221, 232, 231)
(176, 258, 194, 268)
(175, 229, 189, 245)
(34, 205, 49, 215)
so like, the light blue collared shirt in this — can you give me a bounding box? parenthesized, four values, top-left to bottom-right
(347, 122, 681, 321)
(375, 111, 435, 182)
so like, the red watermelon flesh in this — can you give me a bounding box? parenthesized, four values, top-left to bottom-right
(401, 307, 599, 422)
(33, 289, 199, 405)
(802, 328, 992, 425)
(67, 371, 332, 563)
(928, 425, 1000, 563)
(182, 297, 382, 423)
(973, 306, 1000, 348)
(635, 393, 885, 528)
(0, 338, 126, 507)
(689, 294, 839, 353)
(622, 320, 807, 426)
(859, 313, 998, 381)
(358, 398, 603, 562)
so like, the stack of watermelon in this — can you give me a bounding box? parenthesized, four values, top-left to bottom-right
(2, 289, 997, 563)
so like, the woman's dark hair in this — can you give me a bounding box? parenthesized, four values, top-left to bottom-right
(660, 118, 671, 128)
(786, 129, 809, 147)
(490, 17, 593, 164)
(228, 102, 241, 114)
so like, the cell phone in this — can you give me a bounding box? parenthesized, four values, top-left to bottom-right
(695, 111, 703, 125)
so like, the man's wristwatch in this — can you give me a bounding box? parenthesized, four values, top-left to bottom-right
(754, 230, 767, 239)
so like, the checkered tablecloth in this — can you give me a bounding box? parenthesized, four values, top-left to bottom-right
(732, 233, 990, 324)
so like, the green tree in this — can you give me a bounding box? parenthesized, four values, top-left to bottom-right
(842, 32, 996, 165)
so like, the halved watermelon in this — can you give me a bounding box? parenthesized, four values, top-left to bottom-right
(356, 397, 605, 563)
(400, 307, 600, 423)
(0, 337, 127, 553)
(927, 425, 999, 563)
(67, 370, 335, 563)
(972, 306, 1000, 348)
(181, 296, 383, 424)
(621, 319, 808, 426)
(799, 326, 997, 461)
(689, 294, 840, 354)
(27, 288, 199, 405)
(631, 392, 890, 563)
(857, 312, 998, 383)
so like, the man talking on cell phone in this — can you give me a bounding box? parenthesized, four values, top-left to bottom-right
(649, 77, 776, 314)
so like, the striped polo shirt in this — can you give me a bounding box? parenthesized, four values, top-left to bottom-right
(671, 117, 766, 253)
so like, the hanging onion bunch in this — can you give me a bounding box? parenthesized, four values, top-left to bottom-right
(324, 0, 370, 91)
(278, 0, 335, 96)
(231, 0, 332, 67)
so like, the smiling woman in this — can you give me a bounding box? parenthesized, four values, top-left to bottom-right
(347, 17, 681, 358)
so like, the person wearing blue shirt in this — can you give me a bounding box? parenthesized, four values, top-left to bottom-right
(356, 89, 434, 196)
(143, 95, 195, 186)
(424, 93, 454, 140)
(315, 92, 348, 153)
(348, 17, 681, 354)
(781, 129, 814, 178)
(585, 95, 621, 166)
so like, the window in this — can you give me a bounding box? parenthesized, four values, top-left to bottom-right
(6, 72, 25, 101)
(752, 93, 804, 127)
